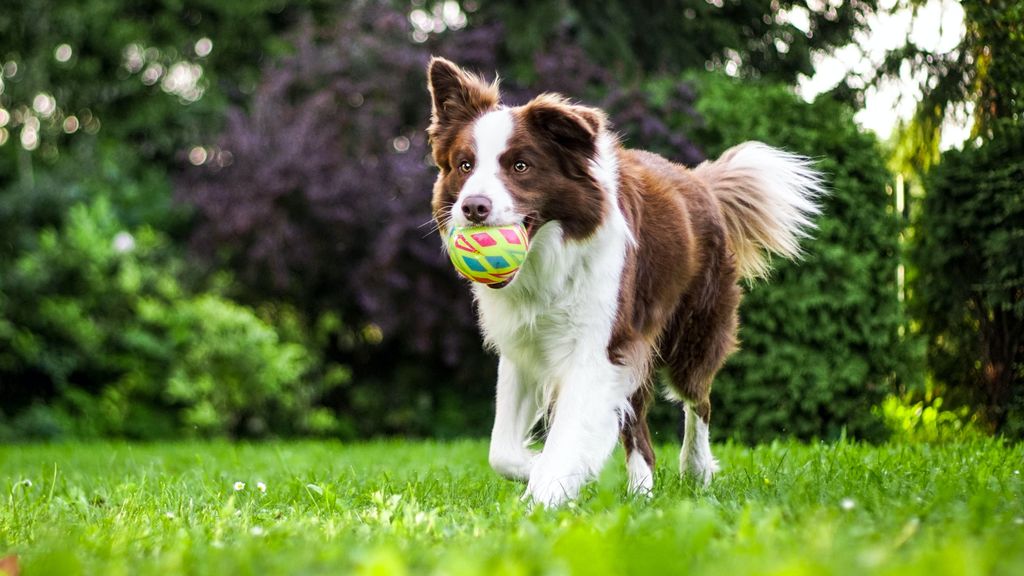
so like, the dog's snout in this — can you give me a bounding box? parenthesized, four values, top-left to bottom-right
(461, 196, 492, 224)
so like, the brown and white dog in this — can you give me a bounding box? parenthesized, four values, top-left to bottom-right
(426, 57, 824, 506)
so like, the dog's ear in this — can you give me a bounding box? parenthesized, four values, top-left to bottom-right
(523, 94, 607, 157)
(427, 57, 499, 131)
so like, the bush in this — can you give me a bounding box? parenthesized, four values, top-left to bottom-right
(877, 387, 983, 444)
(0, 197, 344, 439)
(911, 122, 1024, 437)
(681, 74, 907, 442)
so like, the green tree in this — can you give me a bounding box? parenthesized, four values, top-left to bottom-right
(685, 74, 906, 441)
(911, 123, 1024, 436)
(0, 0, 325, 179)
(881, 0, 1024, 170)
(467, 0, 879, 83)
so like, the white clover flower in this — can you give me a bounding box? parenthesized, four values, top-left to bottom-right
(165, 511, 176, 519)
(233, 481, 245, 491)
(256, 481, 267, 494)
(840, 498, 856, 511)
(250, 526, 265, 536)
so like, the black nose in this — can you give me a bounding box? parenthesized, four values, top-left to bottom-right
(461, 195, 492, 223)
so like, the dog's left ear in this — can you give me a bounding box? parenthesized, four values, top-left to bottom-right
(523, 94, 607, 157)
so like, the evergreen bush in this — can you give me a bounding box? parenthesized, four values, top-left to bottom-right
(912, 122, 1024, 437)
(681, 74, 907, 442)
(0, 197, 344, 439)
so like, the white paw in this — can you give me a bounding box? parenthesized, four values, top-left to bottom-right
(626, 453, 654, 497)
(489, 450, 538, 482)
(680, 453, 719, 487)
(524, 463, 584, 507)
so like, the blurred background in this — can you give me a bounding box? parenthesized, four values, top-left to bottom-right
(0, 0, 1020, 443)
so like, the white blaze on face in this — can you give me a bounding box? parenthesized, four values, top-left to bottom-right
(452, 108, 518, 227)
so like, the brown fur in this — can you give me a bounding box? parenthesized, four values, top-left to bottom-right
(429, 59, 608, 242)
(610, 149, 740, 469)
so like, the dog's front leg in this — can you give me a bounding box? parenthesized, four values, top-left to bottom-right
(525, 359, 625, 507)
(488, 356, 540, 481)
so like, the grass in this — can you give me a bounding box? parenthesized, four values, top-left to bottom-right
(1, 440, 1023, 575)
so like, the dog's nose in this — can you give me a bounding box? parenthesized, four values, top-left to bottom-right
(461, 196, 492, 224)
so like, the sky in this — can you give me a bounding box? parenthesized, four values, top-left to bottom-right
(796, 0, 969, 149)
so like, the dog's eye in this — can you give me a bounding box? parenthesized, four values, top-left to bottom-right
(458, 160, 473, 174)
(513, 161, 529, 174)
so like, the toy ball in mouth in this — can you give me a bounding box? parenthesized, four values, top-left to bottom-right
(446, 224, 530, 288)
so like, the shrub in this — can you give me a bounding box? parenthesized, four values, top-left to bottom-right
(0, 197, 343, 439)
(911, 122, 1024, 437)
(682, 74, 907, 442)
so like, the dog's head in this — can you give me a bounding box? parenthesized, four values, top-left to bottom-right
(427, 57, 611, 242)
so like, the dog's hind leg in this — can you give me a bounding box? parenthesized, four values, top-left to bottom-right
(662, 267, 740, 486)
(489, 356, 541, 482)
(620, 386, 655, 496)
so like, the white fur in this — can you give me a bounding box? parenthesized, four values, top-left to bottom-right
(626, 451, 654, 496)
(488, 356, 541, 481)
(451, 109, 520, 228)
(680, 402, 719, 486)
(474, 128, 638, 507)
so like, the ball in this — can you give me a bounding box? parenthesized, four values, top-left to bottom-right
(446, 224, 530, 286)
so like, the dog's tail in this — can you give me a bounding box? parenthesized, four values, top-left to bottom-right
(693, 141, 826, 279)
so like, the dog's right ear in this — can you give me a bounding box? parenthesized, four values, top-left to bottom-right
(427, 57, 499, 136)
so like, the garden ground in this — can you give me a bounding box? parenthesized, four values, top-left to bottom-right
(2, 440, 1022, 575)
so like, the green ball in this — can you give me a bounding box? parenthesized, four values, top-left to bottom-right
(447, 224, 530, 286)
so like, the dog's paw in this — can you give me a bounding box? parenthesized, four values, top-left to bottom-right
(680, 453, 719, 487)
(489, 450, 537, 482)
(523, 464, 584, 508)
(626, 453, 654, 497)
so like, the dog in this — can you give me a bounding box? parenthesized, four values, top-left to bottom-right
(426, 57, 824, 506)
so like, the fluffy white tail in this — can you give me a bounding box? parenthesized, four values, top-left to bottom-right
(694, 141, 826, 279)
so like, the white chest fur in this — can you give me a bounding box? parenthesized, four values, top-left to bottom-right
(473, 212, 632, 402)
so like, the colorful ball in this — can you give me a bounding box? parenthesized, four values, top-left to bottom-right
(447, 224, 530, 286)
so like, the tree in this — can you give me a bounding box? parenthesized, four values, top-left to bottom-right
(878, 0, 1024, 170)
(464, 0, 879, 83)
(911, 122, 1024, 436)
(878, 1, 1024, 435)
(687, 74, 905, 441)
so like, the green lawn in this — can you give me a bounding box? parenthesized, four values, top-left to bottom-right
(2, 440, 1023, 575)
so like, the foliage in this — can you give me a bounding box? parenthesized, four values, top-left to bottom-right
(0, 0, 331, 181)
(910, 122, 1024, 437)
(0, 197, 344, 440)
(880, 0, 1024, 171)
(684, 74, 906, 442)
(1, 440, 1023, 574)
(878, 391, 982, 444)
(178, 1, 704, 437)
(468, 0, 879, 83)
